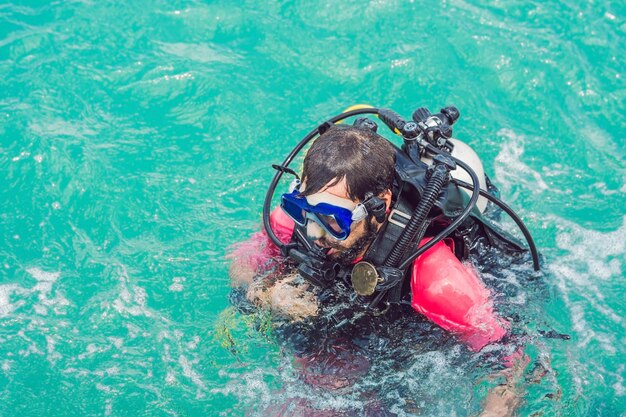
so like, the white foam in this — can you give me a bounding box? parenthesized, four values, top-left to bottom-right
(19, 268, 70, 317)
(34, 304, 48, 315)
(549, 215, 626, 358)
(46, 335, 62, 365)
(612, 365, 625, 396)
(186, 336, 200, 350)
(108, 337, 124, 349)
(0, 284, 17, 317)
(169, 277, 185, 292)
(0, 284, 27, 317)
(165, 371, 177, 385)
(19, 343, 44, 357)
(494, 129, 549, 197)
(104, 400, 112, 417)
(11, 151, 30, 161)
(96, 383, 112, 393)
(111, 266, 153, 318)
(26, 267, 60, 282)
(179, 354, 206, 395)
(211, 367, 272, 406)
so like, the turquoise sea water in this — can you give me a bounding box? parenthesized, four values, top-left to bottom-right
(1, 1, 625, 416)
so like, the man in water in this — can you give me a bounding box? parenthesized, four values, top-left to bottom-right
(230, 124, 396, 319)
(229, 123, 526, 416)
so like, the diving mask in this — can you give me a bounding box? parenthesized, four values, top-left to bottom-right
(280, 189, 367, 240)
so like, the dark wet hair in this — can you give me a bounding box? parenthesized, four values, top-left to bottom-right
(301, 125, 396, 201)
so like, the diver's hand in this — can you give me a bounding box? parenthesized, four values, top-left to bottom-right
(247, 273, 319, 321)
(479, 384, 520, 417)
(479, 351, 528, 417)
(229, 261, 256, 287)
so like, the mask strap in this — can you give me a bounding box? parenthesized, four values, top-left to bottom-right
(272, 164, 301, 193)
(363, 192, 387, 223)
(272, 164, 300, 179)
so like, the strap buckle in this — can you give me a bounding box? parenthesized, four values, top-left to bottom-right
(387, 209, 411, 228)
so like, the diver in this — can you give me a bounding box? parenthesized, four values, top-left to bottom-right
(228, 105, 541, 416)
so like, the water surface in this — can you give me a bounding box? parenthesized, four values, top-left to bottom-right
(1, 1, 625, 416)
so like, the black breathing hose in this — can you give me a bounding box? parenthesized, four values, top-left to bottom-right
(369, 164, 452, 310)
(451, 178, 540, 271)
(384, 162, 450, 268)
(398, 151, 481, 270)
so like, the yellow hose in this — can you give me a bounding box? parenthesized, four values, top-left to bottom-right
(336, 104, 376, 124)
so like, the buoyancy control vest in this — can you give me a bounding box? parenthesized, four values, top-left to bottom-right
(262, 105, 540, 308)
(367, 147, 526, 264)
(360, 146, 527, 305)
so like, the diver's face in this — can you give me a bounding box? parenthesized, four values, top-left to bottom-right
(302, 178, 386, 266)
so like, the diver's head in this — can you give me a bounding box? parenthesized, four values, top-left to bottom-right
(300, 125, 395, 202)
(296, 125, 395, 265)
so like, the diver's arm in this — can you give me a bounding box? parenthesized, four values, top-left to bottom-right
(227, 207, 295, 287)
(228, 208, 318, 320)
(479, 380, 521, 417)
(227, 229, 275, 287)
(230, 241, 320, 321)
(409, 239, 528, 415)
(247, 273, 319, 321)
(479, 353, 528, 417)
(410, 239, 507, 351)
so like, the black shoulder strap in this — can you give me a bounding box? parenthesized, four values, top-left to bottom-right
(362, 183, 414, 266)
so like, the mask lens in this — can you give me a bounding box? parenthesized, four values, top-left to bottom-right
(280, 191, 359, 240)
(317, 214, 342, 233)
(280, 193, 306, 225)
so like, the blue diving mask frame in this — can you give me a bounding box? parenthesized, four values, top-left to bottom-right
(280, 185, 368, 241)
